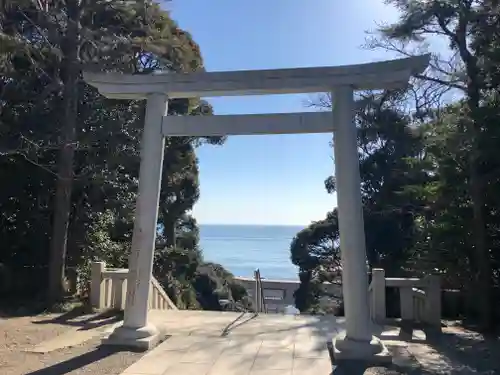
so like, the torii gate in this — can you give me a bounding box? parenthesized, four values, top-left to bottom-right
(84, 54, 429, 362)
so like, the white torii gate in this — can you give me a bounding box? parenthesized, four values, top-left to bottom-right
(84, 54, 429, 362)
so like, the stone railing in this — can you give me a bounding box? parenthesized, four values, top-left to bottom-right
(234, 276, 342, 314)
(90, 262, 177, 311)
(369, 268, 441, 327)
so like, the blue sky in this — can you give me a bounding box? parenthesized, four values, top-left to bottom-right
(169, 0, 401, 226)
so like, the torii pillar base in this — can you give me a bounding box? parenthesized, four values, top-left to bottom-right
(331, 333, 392, 364)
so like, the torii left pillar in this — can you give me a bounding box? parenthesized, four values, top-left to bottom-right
(104, 93, 168, 350)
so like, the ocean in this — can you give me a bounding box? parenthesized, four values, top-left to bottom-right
(199, 224, 303, 280)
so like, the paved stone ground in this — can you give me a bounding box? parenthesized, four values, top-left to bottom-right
(2, 309, 499, 374)
(117, 311, 425, 375)
(117, 311, 500, 375)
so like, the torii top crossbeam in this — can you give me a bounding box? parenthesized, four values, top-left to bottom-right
(83, 55, 430, 100)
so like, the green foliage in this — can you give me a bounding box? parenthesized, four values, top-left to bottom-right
(293, 271, 322, 313)
(292, 1, 500, 328)
(193, 262, 246, 310)
(153, 246, 248, 311)
(0, 0, 240, 311)
(290, 212, 340, 282)
(291, 93, 427, 283)
(291, 93, 428, 313)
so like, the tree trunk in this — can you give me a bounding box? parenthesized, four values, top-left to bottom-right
(452, 9, 493, 330)
(466, 78, 492, 329)
(164, 217, 176, 248)
(47, 0, 80, 304)
(469, 130, 492, 330)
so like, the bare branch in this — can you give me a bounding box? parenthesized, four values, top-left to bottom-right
(19, 152, 59, 177)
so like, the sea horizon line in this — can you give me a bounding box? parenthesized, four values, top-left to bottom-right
(198, 223, 308, 227)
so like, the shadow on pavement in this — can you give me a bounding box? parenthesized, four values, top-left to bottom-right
(24, 345, 136, 375)
(32, 308, 122, 330)
(221, 312, 258, 337)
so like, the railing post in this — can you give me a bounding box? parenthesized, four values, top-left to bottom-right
(253, 270, 258, 313)
(112, 278, 125, 310)
(91, 262, 105, 308)
(425, 274, 441, 328)
(371, 268, 386, 322)
(400, 287, 414, 321)
(255, 269, 262, 313)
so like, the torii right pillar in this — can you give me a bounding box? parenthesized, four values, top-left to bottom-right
(331, 86, 391, 363)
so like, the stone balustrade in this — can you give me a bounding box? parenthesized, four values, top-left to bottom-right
(90, 262, 177, 311)
(369, 268, 441, 327)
